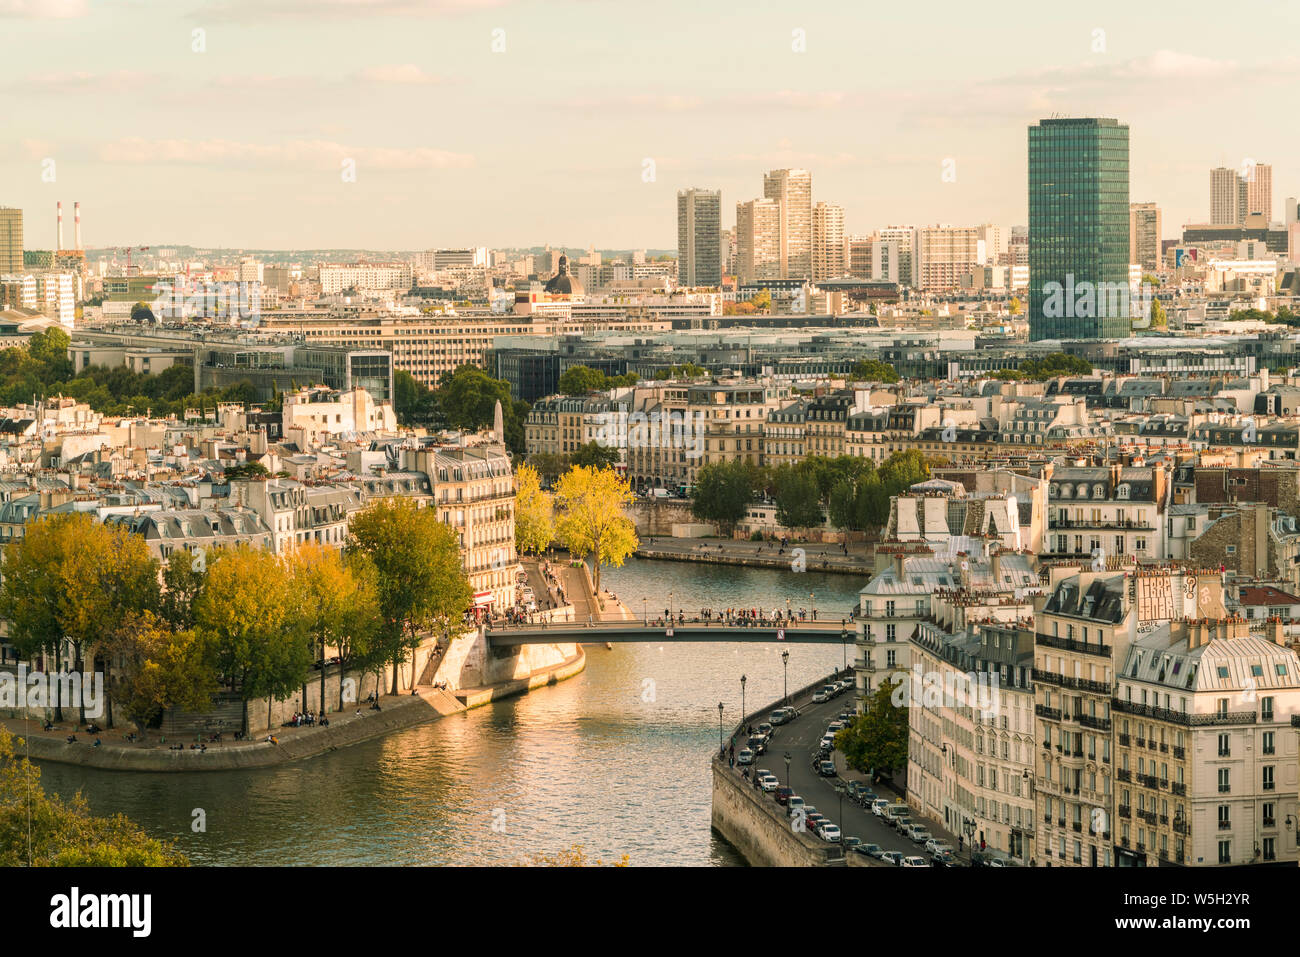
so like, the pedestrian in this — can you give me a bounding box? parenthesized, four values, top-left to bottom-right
(958, 836, 963, 852)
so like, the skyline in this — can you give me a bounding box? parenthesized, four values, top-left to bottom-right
(4, 0, 1300, 248)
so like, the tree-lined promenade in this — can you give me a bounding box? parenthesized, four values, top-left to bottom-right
(0, 498, 471, 735)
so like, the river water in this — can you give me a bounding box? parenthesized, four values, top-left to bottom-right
(37, 558, 865, 866)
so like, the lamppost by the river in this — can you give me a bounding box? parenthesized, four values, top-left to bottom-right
(781, 649, 790, 705)
(840, 619, 848, 673)
(717, 701, 725, 755)
(669, 591, 674, 622)
(642, 597, 647, 626)
(740, 674, 747, 728)
(783, 751, 791, 788)
(809, 592, 815, 621)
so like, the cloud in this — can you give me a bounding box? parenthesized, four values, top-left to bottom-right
(7, 70, 158, 94)
(97, 137, 474, 170)
(0, 0, 88, 17)
(561, 89, 858, 114)
(200, 0, 510, 20)
(354, 64, 445, 85)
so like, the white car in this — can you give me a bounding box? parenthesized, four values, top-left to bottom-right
(909, 829, 933, 845)
(736, 748, 755, 766)
(759, 775, 779, 792)
(812, 689, 830, 703)
(818, 823, 842, 843)
(925, 839, 953, 856)
(819, 734, 836, 751)
(901, 856, 931, 868)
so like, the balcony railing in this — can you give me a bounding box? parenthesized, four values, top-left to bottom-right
(1116, 768, 1131, 782)
(1035, 704, 1062, 721)
(1218, 820, 1231, 830)
(1078, 714, 1112, 732)
(1032, 670, 1110, 694)
(1038, 633, 1112, 658)
(1171, 782, 1186, 796)
(1118, 805, 1132, 818)
(1173, 746, 1185, 760)
(1118, 733, 1131, 746)
(1114, 699, 1256, 727)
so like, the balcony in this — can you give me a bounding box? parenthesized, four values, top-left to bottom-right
(1159, 743, 1168, 753)
(1174, 820, 1189, 835)
(1118, 805, 1132, 818)
(1116, 768, 1131, 782)
(1072, 821, 1083, 833)
(1114, 698, 1256, 727)
(1118, 733, 1131, 746)
(1078, 714, 1112, 732)
(1218, 820, 1232, 830)
(1173, 746, 1185, 760)
(1036, 704, 1062, 721)
(1049, 517, 1155, 531)
(1135, 738, 1146, 748)
(1264, 817, 1277, 828)
(1032, 670, 1110, 694)
(1038, 633, 1112, 658)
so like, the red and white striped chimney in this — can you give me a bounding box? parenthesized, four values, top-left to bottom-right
(74, 202, 82, 250)
(56, 201, 63, 251)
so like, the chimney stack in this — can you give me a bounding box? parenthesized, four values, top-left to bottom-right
(56, 201, 63, 252)
(74, 202, 82, 250)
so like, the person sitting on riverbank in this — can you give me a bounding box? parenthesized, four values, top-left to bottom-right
(93, 737, 101, 747)
(65, 734, 76, 744)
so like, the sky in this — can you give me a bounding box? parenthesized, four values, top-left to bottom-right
(3, 0, 1300, 251)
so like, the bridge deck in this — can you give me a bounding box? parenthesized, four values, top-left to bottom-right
(486, 620, 852, 645)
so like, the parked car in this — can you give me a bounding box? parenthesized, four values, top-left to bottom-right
(775, 786, 794, 805)
(901, 856, 931, 868)
(746, 736, 767, 755)
(857, 843, 884, 859)
(841, 836, 862, 852)
(818, 823, 842, 843)
(759, 775, 779, 793)
(909, 829, 933, 846)
(871, 798, 891, 816)
(818, 760, 837, 777)
(736, 748, 754, 765)
(925, 839, 952, 856)
(786, 796, 805, 816)
(812, 688, 831, 704)
(805, 813, 827, 833)
(892, 816, 913, 833)
(880, 851, 903, 866)
(819, 734, 836, 751)
(932, 849, 957, 866)
(769, 708, 792, 726)
(827, 720, 845, 734)
(756, 722, 773, 737)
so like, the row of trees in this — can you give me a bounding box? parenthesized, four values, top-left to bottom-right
(691, 451, 931, 533)
(557, 365, 638, 395)
(392, 366, 530, 454)
(0, 327, 262, 416)
(514, 463, 638, 595)
(0, 500, 470, 732)
(991, 352, 1093, 381)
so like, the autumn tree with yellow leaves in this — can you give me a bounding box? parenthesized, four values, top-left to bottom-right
(553, 465, 638, 597)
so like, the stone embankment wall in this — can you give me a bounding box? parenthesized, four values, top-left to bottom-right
(711, 758, 842, 867)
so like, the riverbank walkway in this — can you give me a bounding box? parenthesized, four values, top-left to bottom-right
(637, 537, 872, 576)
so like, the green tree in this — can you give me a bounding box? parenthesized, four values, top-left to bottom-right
(193, 545, 312, 732)
(287, 542, 381, 714)
(527, 451, 569, 485)
(554, 465, 638, 596)
(849, 359, 899, 383)
(159, 550, 205, 631)
(878, 449, 929, 496)
(108, 613, 216, 736)
(773, 466, 823, 530)
(514, 463, 554, 555)
(568, 441, 620, 470)
(129, 301, 155, 323)
(1150, 297, 1167, 328)
(835, 680, 908, 779)
(223, 461, 270, 480)
(558, 365, 610, 395)
(348, 498, 472, 694)
(750, 289, 772, 310)
(432, 365, 529, 453)
(0, 513, 159, 723)
(0, 728, 187, 866)
(691, 460, 756, 533)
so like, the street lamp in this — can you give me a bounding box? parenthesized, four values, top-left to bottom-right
(809, 592, 815, 621)
(840, 619, 848, 673)
(740, 674, 747, 727)
(781, 649, 790, 705)
(717, 701, 725, 755)
(783, 751, 791, 788)
(669, 591, 674, 622)
(643, 597, 647, 626)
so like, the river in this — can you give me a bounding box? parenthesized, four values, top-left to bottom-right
(37, 557, 866, 866)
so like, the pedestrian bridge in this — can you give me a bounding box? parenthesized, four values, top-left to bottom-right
(485, 619, 854, 646)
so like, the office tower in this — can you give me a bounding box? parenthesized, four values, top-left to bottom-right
(811, 202, 845, 281)
(1028, 117, 1130, 341)
(735, 198, 781, 284)
(1245, 162, 1273, 220)
(1129, 203, 1162, 272)
(878, 226, 917, 286)
(0, 208, 21, 274)
(846, 235, 874, 278)
(676, 188, 722, 287)
(913, 225, 986, 290)
(762, 168, 812, 279)
(1210, 167, 1248, 226)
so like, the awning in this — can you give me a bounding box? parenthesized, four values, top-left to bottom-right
(473, 591, 494, 606)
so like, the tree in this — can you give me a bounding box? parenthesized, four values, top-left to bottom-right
(750, 289, 772, 311)
(553, 466, 638, 597)
(835, 681, 908, 779)
(108, 613, 216, 736)
(432, 365, 529, 453)
(0, 513, 159, 723)
(1008, 296, 1023, 315)
(849, 359, 899, 383)
(527, 452, 569, 485)
(0, 728, 187, 866)
(223, 461, 270, 480)
(286, 543, 381, 714)
(878, 449, 929, 496)
(193, 545, 312, 733)
(568, 441, 620, 470)
(130, 301, 155, 323)
(1150, 297, 1167, 328)
(348, 498, 472, 694)
(514, 463, 554, 555)
(558, 365, 610, 395)
(772, 466, 823, 530)
(1019, 352, 1092, 379)
(692, 460, 756, 533)
(159, 550, 205, 631)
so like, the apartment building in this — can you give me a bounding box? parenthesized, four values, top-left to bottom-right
(1114, 616, 1300, 867)
(913, 225, 987, 291)
(735, 198, 781, 285)
(763, 168, 813, 280)
(1045, 465, 1166, 563)
(812, 202, 845, 281)
(316, 262, 413, 295)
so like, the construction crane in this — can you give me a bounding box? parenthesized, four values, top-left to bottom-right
(117, 245, 149, 276)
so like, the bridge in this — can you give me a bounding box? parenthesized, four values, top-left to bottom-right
(485, 618, 855, 646)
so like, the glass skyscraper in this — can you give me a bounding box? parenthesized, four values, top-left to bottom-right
(1028, 118, 1130, 341)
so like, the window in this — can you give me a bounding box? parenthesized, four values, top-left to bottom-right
(1263, 766, 1275, 791)
(1218, 768, 1231, 794)
(1218, 733, 1230, 757)
(1218, 840, 1231, 864)
(1262, 696, 1274, 722)
(1263, 731, 1275, 755)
